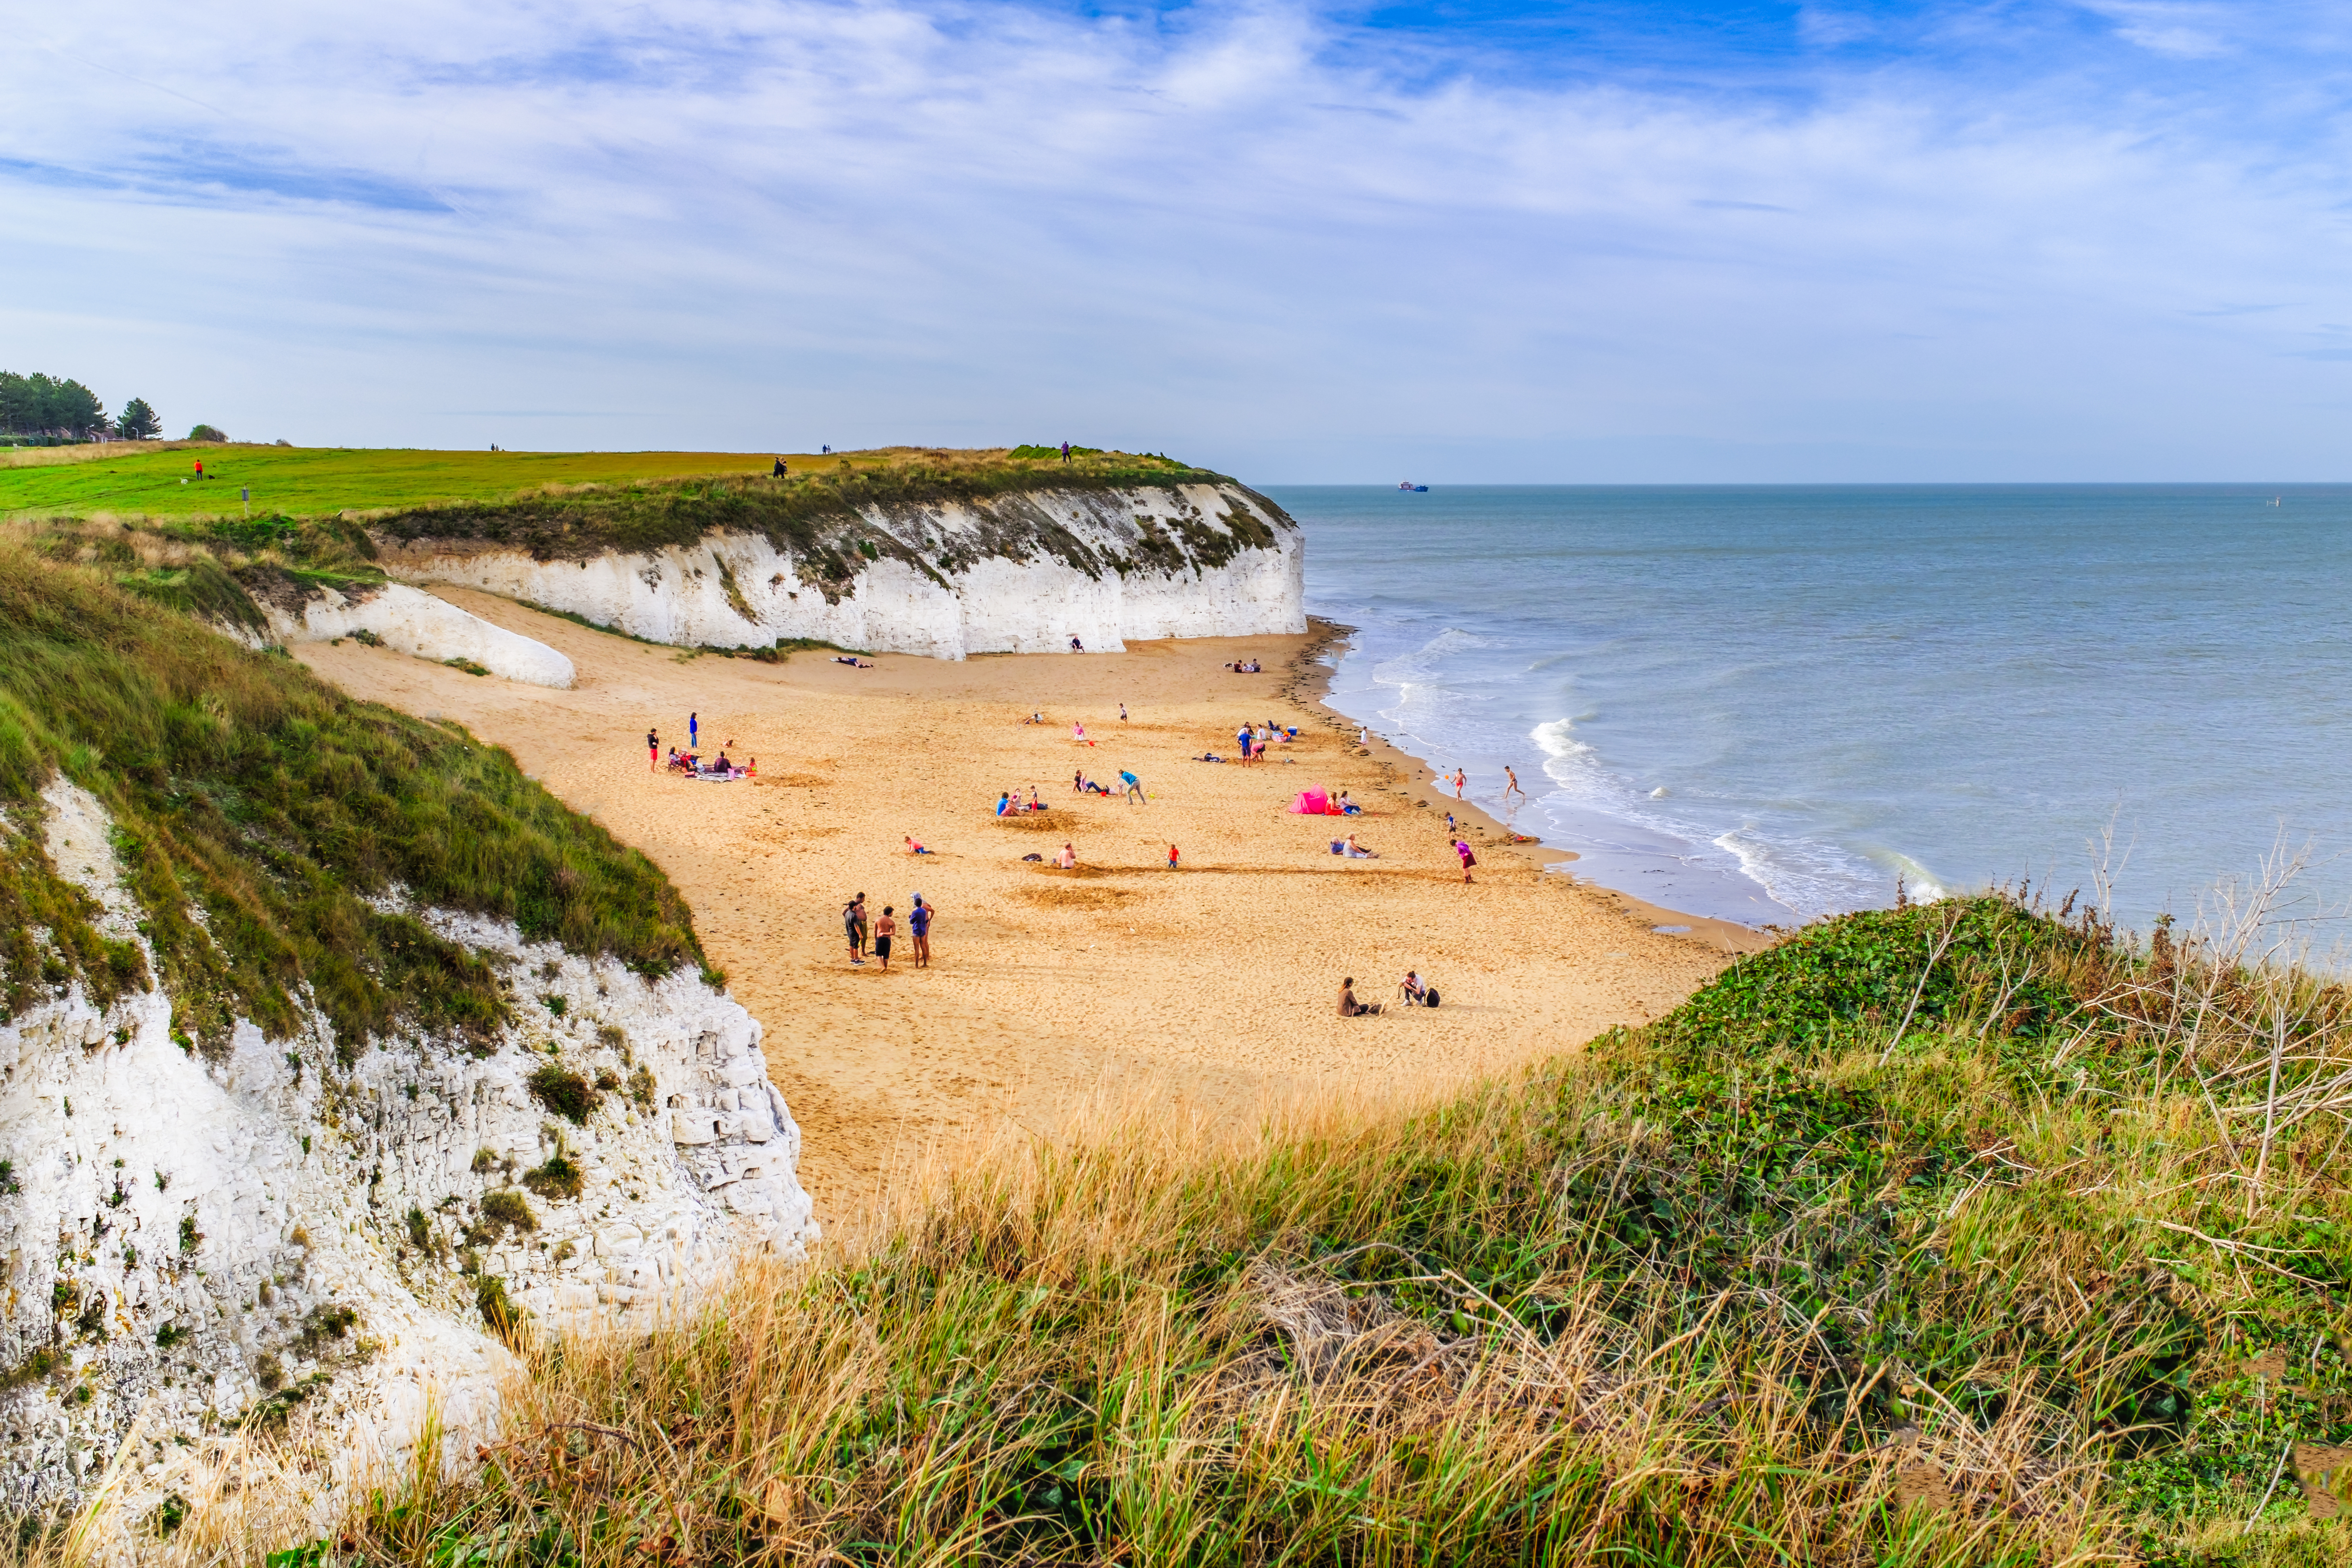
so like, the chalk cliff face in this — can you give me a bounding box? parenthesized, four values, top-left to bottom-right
(0, 782, 814, 1513)
(376, 482, 1305, 659)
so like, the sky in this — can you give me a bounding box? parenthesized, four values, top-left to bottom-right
(6, 0, 2352, 481)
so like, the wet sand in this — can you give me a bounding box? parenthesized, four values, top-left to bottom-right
(299, 594, 1763, 1228)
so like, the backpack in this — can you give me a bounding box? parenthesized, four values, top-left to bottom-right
(1423, 987, 1441, 1008)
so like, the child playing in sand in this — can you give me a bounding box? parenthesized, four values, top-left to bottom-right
(904, 836, 930, 855)
(1167, 843, 1179, 869)
(1455, 840, 1476, 884)
(1055, 842, 1077, 869)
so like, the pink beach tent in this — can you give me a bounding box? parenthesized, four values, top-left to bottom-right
(1289, 788, 1331, 814)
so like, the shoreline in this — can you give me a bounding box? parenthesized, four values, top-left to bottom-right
(1285, 617, 1773, 956)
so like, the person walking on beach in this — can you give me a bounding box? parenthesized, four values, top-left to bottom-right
(909, 895, 933, 968)
(1454, 839, 1476, 884)
(843, 892, 868, 965)
(1504, 766, 1525, 800)
(1119, 702, 1128, 722)
(1167, 842, 1179, 869)
(873, 905, 897, 971)
(1120, 769, 1144, 804)
(1450, 767, 1467, 800)
(646, 728, 659, 771)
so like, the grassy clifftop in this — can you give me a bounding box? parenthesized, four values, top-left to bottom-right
(0, 545, 703, 1057)
(337, 896, 2352, 1567)
(0, 444, 1221, 524)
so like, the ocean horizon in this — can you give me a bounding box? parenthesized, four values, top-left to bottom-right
(1267, 483, 2352, 942)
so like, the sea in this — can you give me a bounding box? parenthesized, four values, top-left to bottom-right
(1262, 485, 2352, 938)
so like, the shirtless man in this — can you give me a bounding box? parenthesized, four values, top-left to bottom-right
(873, 905, 897, 971)
(1503, 765, 1525, 799)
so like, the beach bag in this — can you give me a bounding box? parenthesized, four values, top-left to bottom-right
(1424, 988, 1440, 1008)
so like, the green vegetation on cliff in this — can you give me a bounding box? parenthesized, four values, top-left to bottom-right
(0, 443, 1220, 525)
(0, 545, 702, 1055)
(341, 896, 2352, 1567)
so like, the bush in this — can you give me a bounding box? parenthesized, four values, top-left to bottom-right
(521, 1152, 583, 1201)
(478, 1189, 536, 1236)
(527, 1064, 599, 1124)
(187, 424, 227, 443)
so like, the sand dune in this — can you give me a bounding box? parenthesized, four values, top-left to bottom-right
(299, 592, 1757, 1228)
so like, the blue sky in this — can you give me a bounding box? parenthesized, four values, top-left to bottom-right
(5, 0, 2351, 479)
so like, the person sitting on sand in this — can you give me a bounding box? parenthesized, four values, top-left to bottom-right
(1024, 712, 1045, 724)
(997, 792, 1012, 817)
(1070, 637, 1085, 653)
(1055, 842, 1076, 869)
(1073, 721, 1087, 743)
(1072, 769, 1086, 794)
(1338, 978, 1381, 1017)
(712, 752, 733, 774)
(1343, 834, 1376, 859)
(904, 835, 930, 855)
(746, 757, 757, 778)
(1027, 787, 1043, 811)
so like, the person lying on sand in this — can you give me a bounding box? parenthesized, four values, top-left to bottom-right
(1338, 978, 1381, 1017)
(1055, 842, 1077, 869)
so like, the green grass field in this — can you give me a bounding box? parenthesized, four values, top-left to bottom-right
(0, 445, 896, 520)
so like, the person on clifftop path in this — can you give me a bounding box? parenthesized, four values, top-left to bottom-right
(772, 457, 787, 476)
(1060, 441, 1072, 465)
(647, 729, 659, 771)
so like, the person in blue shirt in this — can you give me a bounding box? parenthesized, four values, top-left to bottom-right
(908, 895, 934, 968)
(1120, 770, 1144, 804)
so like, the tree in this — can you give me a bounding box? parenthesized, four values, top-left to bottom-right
(40, 378, 106, 440)
(187, 424, 228, 443)
(116, 398, 160, 440)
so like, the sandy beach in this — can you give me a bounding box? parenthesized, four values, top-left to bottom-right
(300, 593, 1762, 1227)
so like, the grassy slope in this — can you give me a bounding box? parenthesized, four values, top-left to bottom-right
(0, 545, 703, 1057)
(337, 898, 2352, 1568)
(0, 445, 1211, 523)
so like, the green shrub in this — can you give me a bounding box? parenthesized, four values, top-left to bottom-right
(521, 1152, 583, 1201)
(478, 1189, 536, 1236)
(527, 1064, 598, 1124)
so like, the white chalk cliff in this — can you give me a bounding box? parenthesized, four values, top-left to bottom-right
(376, 481, 1305, 659)
(246, 579, 574, 688)
(0, 781, 813, 1515)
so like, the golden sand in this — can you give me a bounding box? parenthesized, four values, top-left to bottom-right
(299, 592, 1762, 1228)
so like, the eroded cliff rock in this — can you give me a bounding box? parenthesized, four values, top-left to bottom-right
(376, 481, 1305, 659)
(0, 782, 813, 1514)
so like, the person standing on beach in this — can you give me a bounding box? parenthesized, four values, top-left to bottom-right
(646, 728, 659, 771)
(843, 893, 867, 965)
(1358, 725, 1368, 748)
(1120, 702, 1128, 722)
(1237, 724, 1253, 764)
(689, 712, 699, 751)
(909, 895, 933, 968)
(873, 905, 897, 971)
(1167, 842, 1179, 869)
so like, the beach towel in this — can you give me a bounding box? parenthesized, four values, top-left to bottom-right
(1290, 789, 1329, 814)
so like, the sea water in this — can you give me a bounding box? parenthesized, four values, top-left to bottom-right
(1264, 485, 2352, 933)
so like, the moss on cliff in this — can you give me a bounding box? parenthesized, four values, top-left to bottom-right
(0, 546, 701, 1055)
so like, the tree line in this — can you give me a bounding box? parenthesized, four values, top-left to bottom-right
(0, 371, 198, 443)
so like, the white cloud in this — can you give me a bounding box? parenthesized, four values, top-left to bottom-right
(2, 0, 2350, 478)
